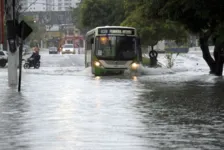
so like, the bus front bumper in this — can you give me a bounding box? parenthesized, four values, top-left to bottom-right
(94, 62, 140, 75)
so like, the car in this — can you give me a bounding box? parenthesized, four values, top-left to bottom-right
(49, 47, 58, 54)
(0, 50, 8, 67)
(61, 44, 75, 54)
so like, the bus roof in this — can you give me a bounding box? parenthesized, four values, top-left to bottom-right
(86, 26, 136, 36)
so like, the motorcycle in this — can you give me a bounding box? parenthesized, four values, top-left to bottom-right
(23, 58, 40, 69)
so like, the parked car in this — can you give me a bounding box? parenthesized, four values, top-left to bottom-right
(61, 44, 75, 54)
(0, 50, 8, 67)
(49, 47, 58, 54)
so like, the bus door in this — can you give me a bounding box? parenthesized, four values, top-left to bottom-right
(85, 37, 94, 67)
(91, 37, 95, 66)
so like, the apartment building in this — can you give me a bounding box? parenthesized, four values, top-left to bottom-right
(21, 0, 81, 12)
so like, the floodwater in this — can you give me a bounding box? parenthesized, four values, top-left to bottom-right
(0, 51, 223, 150)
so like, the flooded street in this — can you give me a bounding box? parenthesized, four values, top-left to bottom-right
(0, 51, 223, 150)
(136, 81, 224, 149)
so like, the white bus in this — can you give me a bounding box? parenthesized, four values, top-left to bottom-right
(85, 26, 142, 76)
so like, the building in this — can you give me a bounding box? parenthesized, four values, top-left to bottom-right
(46, 0, 55, 11)
(22, 11, 73, 25)
(21, 0, 81, 12)
(21, 0, 46, 12)
(54, 0, 82, 11)
(20, 0, 83, 48)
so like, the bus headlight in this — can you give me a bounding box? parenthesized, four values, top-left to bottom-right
(131, 62, 139, 70)
(95, 61, 101, 67)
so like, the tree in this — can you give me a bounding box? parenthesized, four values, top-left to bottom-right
(78, 0, 125, 29)
(72, 6, 81, 28)
(148, 0, 224, 76)
(122, 0, 188, 50)
(21, 16, 45, 46)
(72, 4, 89, 34)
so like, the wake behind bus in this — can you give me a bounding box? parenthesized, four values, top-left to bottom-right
(85, 26, 142, 76)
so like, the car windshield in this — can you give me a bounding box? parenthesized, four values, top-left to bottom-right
(96, 36, 136, 60)
(63, 45, 73, 48)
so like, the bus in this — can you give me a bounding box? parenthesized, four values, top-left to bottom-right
(85, 26, 142, 76)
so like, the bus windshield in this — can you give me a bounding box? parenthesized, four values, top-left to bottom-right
(96, 36, 136, 60)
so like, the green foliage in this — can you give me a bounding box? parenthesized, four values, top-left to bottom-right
(121, 0, 188, 47)
(149, 0, 224, 37)
(77, 0, 188, 47)
(148, 0, 224, 75)
(142, 57, 150, 66)
(72, 4, 82, 29)
(78, 0, 125, 29)
(165, 52, 179, 68)
(21, 16, 45, 42)
(29, 41, 38, 48)
(121, 6, 160, 46)
(21, 16, 38, 31)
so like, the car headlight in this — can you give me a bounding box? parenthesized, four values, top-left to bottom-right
(94, 61, 101, 67)
(131, 62, 139, 70)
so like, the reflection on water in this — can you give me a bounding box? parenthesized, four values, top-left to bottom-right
(0, 90, 31, 150)
(0, 72, 223, 149)
(132, 76, 138, 81)
(135, 81, 224, 149)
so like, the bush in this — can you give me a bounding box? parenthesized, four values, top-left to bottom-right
(165, 52, 179, 68)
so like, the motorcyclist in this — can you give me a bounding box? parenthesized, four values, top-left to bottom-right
(29, 46, 40, 66)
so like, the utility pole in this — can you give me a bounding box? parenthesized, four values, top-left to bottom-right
(4, 0, 32, 91)
(0, 0, 4, 51)
(5, 0, 19, 86)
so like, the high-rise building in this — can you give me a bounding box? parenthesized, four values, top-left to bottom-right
(20, 0, 28, 10)
(46, 0, 55, 11)
(57, 0, 81, 11)
(20, 0, 81, 12)
(20, 0, 46, 12)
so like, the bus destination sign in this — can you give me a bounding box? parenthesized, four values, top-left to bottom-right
(98, 28, 135, 35)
